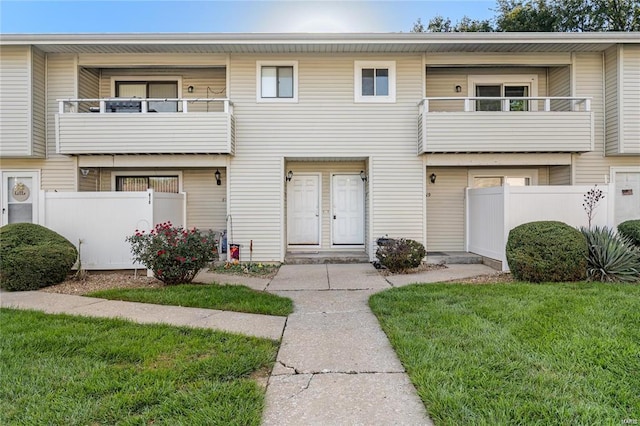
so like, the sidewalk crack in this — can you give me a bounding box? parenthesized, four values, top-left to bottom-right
(326, 264, 331, 290)
(289, 374, 314, 399)
(278, 360, 301, 375)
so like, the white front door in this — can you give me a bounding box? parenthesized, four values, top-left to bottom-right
(332, 174, 364, 245)
(614, 172, 640, 225)
(1, 171, 40, 226)
(287, 174, 320, 245)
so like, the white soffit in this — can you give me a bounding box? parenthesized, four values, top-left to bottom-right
(2, 32, 638, 54)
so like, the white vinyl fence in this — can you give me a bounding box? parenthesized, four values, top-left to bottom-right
(43, 189, 186, 269)
(466, 185, 614, 271)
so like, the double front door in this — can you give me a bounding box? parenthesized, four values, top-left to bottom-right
(287, 173, 364, 246)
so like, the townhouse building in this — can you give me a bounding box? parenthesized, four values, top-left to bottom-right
(1, 33, 638, 266)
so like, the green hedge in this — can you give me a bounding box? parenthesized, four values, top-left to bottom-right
(0, 223, 77, 291)
(376, 238, 426, 273)
(506, 221, 587, 282)
(618, 219, 640, 248)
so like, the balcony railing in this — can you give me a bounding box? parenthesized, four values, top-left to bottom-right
(56, 98, 235, 155)
(417, 96, 594, 154)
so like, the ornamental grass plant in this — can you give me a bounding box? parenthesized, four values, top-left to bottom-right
(581, 225, 640, 283)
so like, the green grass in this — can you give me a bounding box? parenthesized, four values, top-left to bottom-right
(0, 309, 278, 425)
(210, 262, 280, 278)
(88, 283, 293, 316)
(369, 282, 640, 425)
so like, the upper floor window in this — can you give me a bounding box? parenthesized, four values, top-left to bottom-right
(112, 77, 181, 112)
(354, 61, 396, 103)
(468, 75, 538, 112)
(256, 61, 298, 103)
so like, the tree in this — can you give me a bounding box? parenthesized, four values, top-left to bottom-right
(411, 0, 640, 32)
(494, 0, 557, 31)
(411, 15, 494, 32)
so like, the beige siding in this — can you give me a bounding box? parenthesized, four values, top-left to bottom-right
(426, 167, 467, 251)
(99, 68, 226, 112)
(78, 67, 100, 112)
(0, 46, 31, 156)
(573, 53, 639, 185)
(286, 161, 365, 249)
(604, 46, 620, 155)
(78, 53, 227, 67)
(1, 53, 78, 191)
(425, 67, 548, 112)
(426, 165, 550, 251)
(548, 66, 571, 111)
(183, 169, 227, 231)
(78, 168, 100, 191)
(549, 165, 571, 185)
(621, 45, 640, 154)
(57, 113, 232, 154)
(423, 112, 592, 153)
(43, 54, 77, 190)
(229, 54, 424, 261)
(31, 47, 46, 157)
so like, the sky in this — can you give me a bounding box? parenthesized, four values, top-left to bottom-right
(0, 0, 496, 33)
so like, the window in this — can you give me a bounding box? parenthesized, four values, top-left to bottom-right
(475, 85, 529, 111)
(468, 169, 538, 188)
(354, 61, 396, 103)
(115, 81, 179, 112)
(116, 176, 179, 193)
(473, 176, 531, 188)
(469, 75, 538, 112)
(256, 61, 298, 102)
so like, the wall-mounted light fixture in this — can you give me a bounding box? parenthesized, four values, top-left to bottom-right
(286, 171, 293, 182)
(215, 169, 221, 185)
(187, 85, 194, 93)
(455, 85, 462, 93)
(430, 173, 437, 184)
(80, 168, 90, 178)
(360, 170, 368, 182)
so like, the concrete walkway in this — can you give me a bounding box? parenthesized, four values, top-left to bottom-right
(0, 290, 285, 340)
(261, 262, 495, 425)
(1, 262, 496, 425)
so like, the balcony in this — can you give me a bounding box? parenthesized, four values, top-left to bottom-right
(417, 97, 593, 154)
(56, 98, 235, 155)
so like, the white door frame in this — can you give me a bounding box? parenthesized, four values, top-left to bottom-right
(331, 173, 365, 247)
(610, 166, 640, 226)
(287, 173, 322, 247)
(1, 170, 41, 226)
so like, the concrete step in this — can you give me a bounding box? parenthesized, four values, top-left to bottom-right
(285, 251, 370, 265)
(426, 251, 483, 265)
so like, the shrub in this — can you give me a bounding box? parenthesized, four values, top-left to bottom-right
(618, 220, 640, 248)
(0, 223, 77, 291)
(376, 238, 426, 273)
(581, 226, 640, 283)
(506, 221, 587, 282)
(127, 222, 217, 285)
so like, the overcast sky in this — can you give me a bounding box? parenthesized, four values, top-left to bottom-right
(1, 0, 495, 33)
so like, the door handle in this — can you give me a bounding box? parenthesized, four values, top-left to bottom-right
(333, 215, 336, 219)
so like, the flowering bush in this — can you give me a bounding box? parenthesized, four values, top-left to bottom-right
(127, 222, 217, 285)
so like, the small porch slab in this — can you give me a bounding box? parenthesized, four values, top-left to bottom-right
(426, 251, 483, 265)
(285, 251, 369, 265)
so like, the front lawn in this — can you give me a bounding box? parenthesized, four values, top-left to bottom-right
(88, 283, 293, 316)
(369, 282, 640, 425)
(0, 309, 278, 425)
